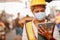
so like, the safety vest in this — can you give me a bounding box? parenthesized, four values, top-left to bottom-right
(25, 21, 37, 40)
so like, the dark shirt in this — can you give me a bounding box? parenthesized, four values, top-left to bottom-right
(15, 18, 21, 27)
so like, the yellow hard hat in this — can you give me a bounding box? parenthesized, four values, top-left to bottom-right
(30, 0, 46, 7)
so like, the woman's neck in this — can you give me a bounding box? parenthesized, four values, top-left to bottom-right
(33, 19, 45, 27)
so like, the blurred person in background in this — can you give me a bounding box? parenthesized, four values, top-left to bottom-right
(14, 13, 23, 40)
(0, 10, 10, 33)
(0, 20, 6, 40)
(54, 6, 60, 39)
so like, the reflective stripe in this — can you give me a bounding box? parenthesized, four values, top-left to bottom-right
(25, 22, 36, 40)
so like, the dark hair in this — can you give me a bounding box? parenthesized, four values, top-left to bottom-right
(30, 5, 46, 12)
(17, 13, 20, 15)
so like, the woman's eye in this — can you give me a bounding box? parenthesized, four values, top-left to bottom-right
(35, 11, 39, 13)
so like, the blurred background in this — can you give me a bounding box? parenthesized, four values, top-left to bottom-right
(0, 0, 60, 40)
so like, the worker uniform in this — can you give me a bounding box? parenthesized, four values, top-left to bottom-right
(22, 21, 38, 40)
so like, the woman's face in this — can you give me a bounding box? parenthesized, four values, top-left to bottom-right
(32, 5, 45, 15)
